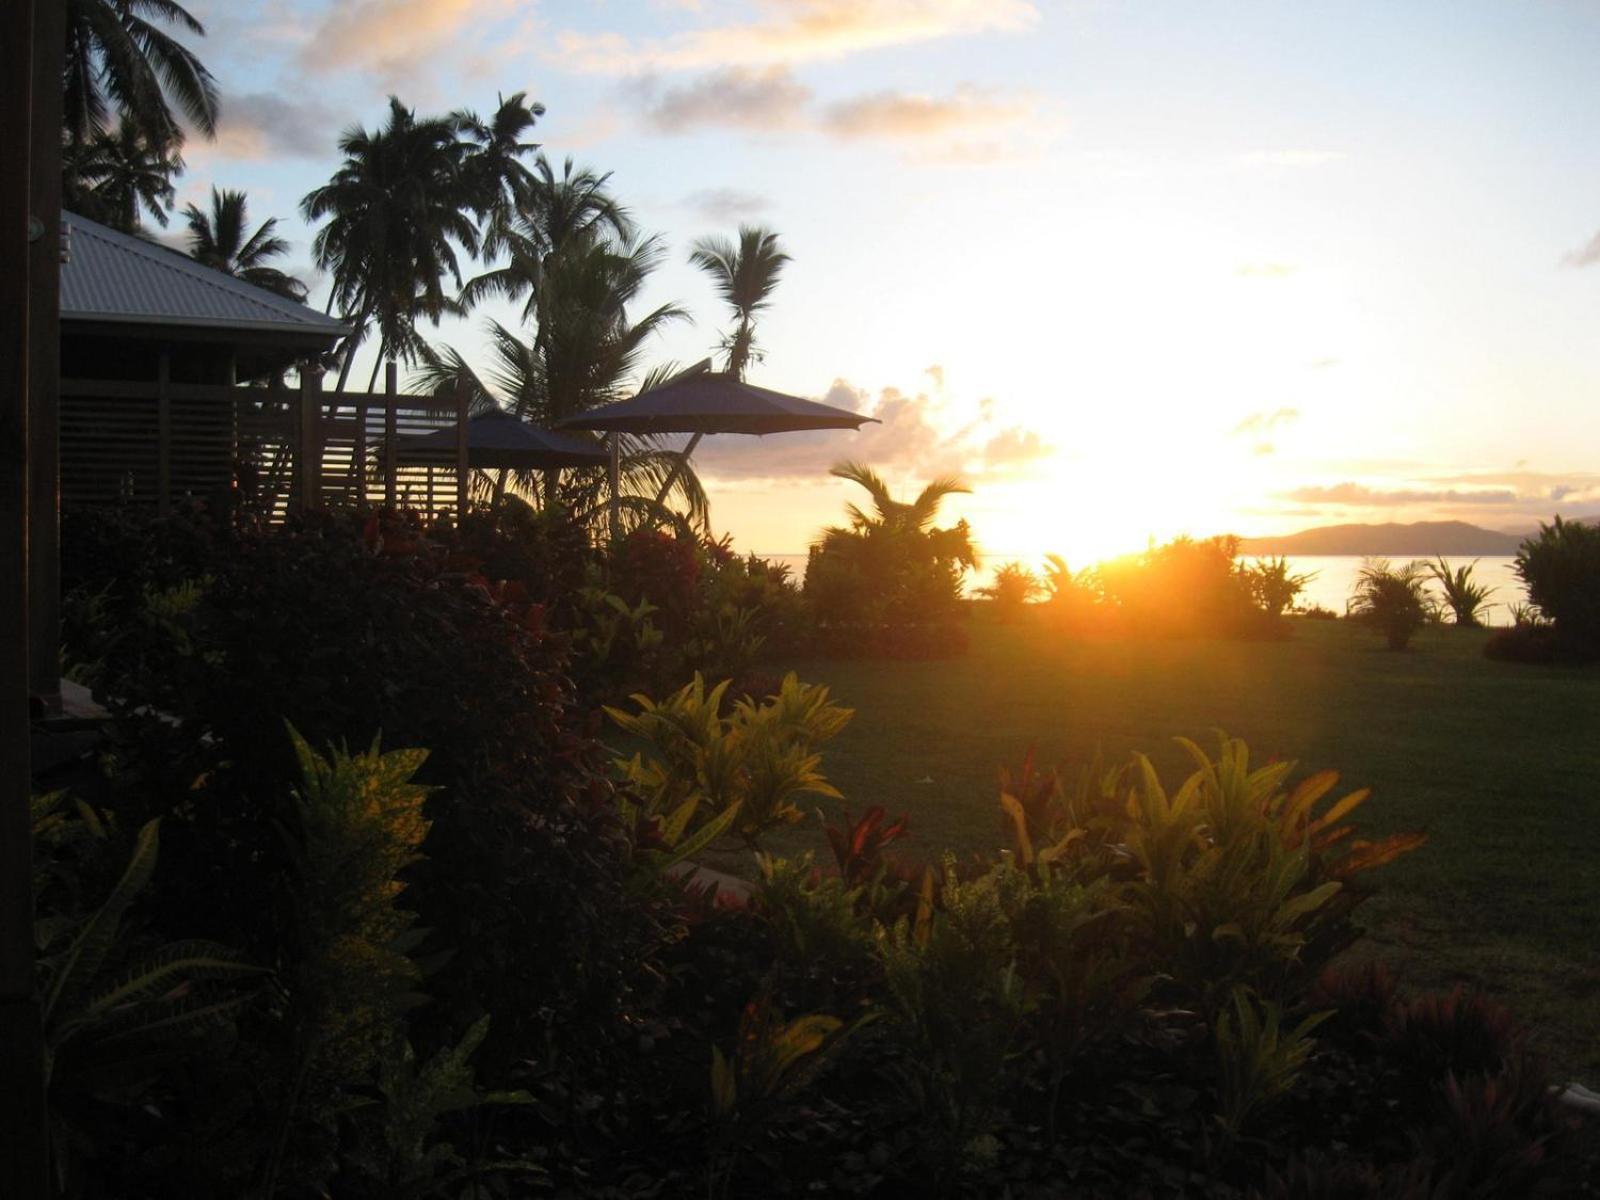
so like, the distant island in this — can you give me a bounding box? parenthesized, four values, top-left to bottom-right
(1236, 520, 1528, 556)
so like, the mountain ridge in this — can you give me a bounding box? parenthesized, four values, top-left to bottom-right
(1236, 520, 1525, 556)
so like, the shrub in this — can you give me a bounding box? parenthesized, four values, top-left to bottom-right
(1213, 986, 1329, 1137)
(1296, 603, 1340, 620)
(1515, 516, 1600, 654)
(61, 509, 649, 1081)
(977, 562, 1042, 622)
(806, 462, 976, 657)
(1096, 535, 1270, 638)
(1243, 556, 1317, 620)
(1044, 537, 1288, 639)
(1348, 558, 1433, 650)
(608, 673, 853, 849)
(1430, 557, 1496, 627)
(1483, 623, 1592, 665)
(878, 858, 1027, 1178)
(1041, 554, 1108, 633)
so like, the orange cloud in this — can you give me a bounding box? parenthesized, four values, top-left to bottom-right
(554, 0, 1038, 74)
(821, 84, 1032, 138)
(302, 0, 522, 83)
(693, 379, 1049, 482)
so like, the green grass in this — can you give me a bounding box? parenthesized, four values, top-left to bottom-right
(705, 615, 1600, 1076)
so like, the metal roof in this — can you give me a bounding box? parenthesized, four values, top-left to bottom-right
(60, 211, 351, 344)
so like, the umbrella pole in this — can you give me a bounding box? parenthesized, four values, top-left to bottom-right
(607, 433, 620, 542)
(651, 432, 703, 510)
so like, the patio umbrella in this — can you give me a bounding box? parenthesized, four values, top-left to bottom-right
(401, 409, 610, 470)
(555, 361, 876, 536)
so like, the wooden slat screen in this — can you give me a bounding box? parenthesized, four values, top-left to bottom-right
(60, 371, 469, 522)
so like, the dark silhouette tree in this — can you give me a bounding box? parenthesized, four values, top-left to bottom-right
(301, 98, 479, 390)
(183, 188, 307, 300)
(689, 225, 790, 378)
(64, 123, 182, 231)
(63, 0, 219, 150)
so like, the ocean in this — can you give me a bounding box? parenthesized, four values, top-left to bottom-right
(758, 553, 1527, 625)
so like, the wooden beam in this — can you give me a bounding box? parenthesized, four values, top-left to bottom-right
(156, 350, 171, 516)
(1, 0, 50, 1195)
(25, 0, 60, 707)
(297, 366, 322, 512)
(383, 362, 397, 508)
(454, 378, 469, 524)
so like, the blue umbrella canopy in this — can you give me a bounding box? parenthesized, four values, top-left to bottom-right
(555, 368, 876, 436)
(402, 409, 610, 469)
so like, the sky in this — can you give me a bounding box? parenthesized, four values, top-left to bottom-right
(170, 0, 1600, 562)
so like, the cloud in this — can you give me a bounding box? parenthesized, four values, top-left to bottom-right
(693, 378, 1048, 482)
(1282, 482, 1519, 507)
(820, 84, 1032, 139)
(301, 0, 519, 84)
(206, 92, 336, 161)
(1231, 407, 1299, 436)
(981, 426, 1051, 467)
(1561, 230, 1600, 268)
(631, 72, 1037, 148)
(1236, 149, 1346, 168)
(635, 67, 813, 133)
(554, 0, 1040, 74)
(682, 187, 772, 223)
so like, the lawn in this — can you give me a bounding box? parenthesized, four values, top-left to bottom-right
(710, 614, 1600, 1077)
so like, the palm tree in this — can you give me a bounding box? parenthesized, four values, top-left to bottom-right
(807, 462, 977, 636)
(66, 123, 182, 231)
(458, 157, 633, 322)
(1429, 557, 1496, 627)
(451, 92, 546, 258)
(827, 461, 973, 541)
(183, 188, 307, 300)
(1349, 559, 1434, 650)
(63, 0, 219, 150)
(415, 231, 702, 527)
(688, 225, 790, 378)
(301, 98, 479, 391)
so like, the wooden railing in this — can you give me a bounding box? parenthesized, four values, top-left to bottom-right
(60, 364, 469, 521)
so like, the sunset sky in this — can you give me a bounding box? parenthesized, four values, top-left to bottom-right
(176, 0, 1600, 562)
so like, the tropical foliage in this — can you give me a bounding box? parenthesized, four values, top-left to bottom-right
(302, 97, 497, 389)
(62, 122, 183, 231)
(1041, 537, 1299, 639)
(51, 503, 1598, 1196)
(1514, 516, 1600, 655)
(183, 187, 307, 299)
(977, 561, 1043, 621)
(806, 461, 976, 656)
(1430, 557, 1496, 627)
(608, 672, 852, 851)
(1349, 558, 1434, 650)
(63, 0, 219, 151)
(689, 225, 792, 377)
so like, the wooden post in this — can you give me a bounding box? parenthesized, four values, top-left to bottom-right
(454, 379, 469, 524)
(607, 433, 620, 542)
(297, 366, 322, 512)
(25, 0, 61, 708)
(383, 362, 397, 508)
(353, 393, 368, 506)
(155, 349, 171, 516)
(2, 1, 50, 1195)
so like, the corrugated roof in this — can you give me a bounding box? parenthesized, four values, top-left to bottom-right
(61, 211, 351, 342)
